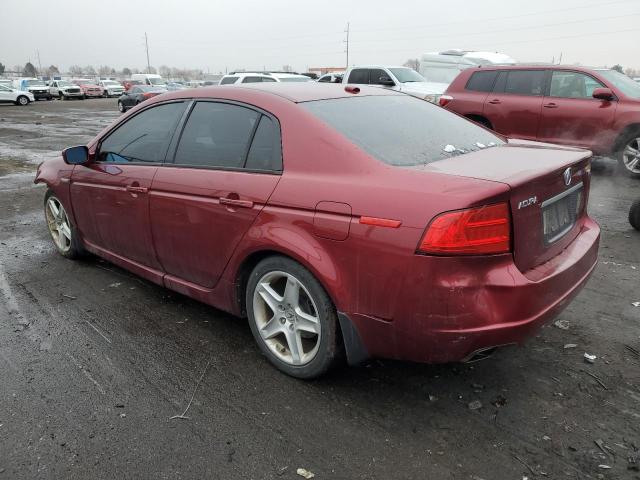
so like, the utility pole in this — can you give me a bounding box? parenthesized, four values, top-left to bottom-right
(344, 22, 350, 69)
(145, 32, 151, 73)
(36, 50, 42, 76)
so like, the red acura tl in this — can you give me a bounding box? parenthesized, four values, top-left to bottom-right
(35, 84, 600, 378)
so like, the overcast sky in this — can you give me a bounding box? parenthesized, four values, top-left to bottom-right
(2, 0, 638, 74)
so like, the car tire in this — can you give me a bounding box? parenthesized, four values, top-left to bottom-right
(58, 92, 63, 100)
(118, 101, 126, 113)
(246, 255, 342, 379)
(630, 200, 640, 231)
(44, 190, 85, 259)
(16, 95, 29, 106)
(616, 129, 640, 178)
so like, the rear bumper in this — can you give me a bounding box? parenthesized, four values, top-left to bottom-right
(346, 216, 600, 364)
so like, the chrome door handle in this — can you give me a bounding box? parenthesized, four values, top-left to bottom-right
(543, 103, 558, 108)
(126, 185, 148, 194)
(488, 99, 501, 104)
(220, 197, 254, 209)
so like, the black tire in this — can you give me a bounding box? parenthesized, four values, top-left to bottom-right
(16, 95, 29, 106)
(58, 92, 63, 100)
(630, 199, 640, 231)
(616, 128, 640, 178)
(117, 101, 126, 113)
(44, 190, 85, 259)
(245, 256, 341, 379)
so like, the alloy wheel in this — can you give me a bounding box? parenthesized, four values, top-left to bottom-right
(252, 271, 321, 366)
(45, 196, 72, 252)
(18, 96, 28, 106)
(622, 137, 640, 174)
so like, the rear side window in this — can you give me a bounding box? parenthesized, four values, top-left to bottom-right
(245, 116, 282, 171)
(220, 76, 238, 85)
(173, 102, 259, 169)
(302, 96, 504, 167)
(502, 70, 545, 96)
(318, 75, 331, 83)
(465, 71, 498, 92)
(98, 102, 187, 163)
(347, 69, 369, 84)
(242, 76, 266, 83)
(369, 69, 391, 86)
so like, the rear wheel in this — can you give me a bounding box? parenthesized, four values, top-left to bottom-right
(16, 95, 29, 106)
(630, 200, 640, 231)
(44, 191, 84, 259)
(246, 256, 341, 379)
(617, 130, 640, 178)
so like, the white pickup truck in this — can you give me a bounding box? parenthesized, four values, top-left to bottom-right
(341, 66, 448, 104)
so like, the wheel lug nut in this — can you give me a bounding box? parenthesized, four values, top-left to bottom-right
(288, 324, 294, 330)
(279, 317, 286, 324)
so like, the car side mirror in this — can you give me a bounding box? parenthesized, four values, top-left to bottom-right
(592, 87, 615, 101)
(62, 145, 89, 165)
(377, 76, 395, 86)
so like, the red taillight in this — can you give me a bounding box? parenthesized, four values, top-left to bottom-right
(418, 203, 511, 255)
(439, 95, 453, 107)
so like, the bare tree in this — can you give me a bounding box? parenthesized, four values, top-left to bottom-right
(403, 58, 420, 72)
(282, 65, 293, 72)
(69, 65, 83, 76)
(611, 64, 624, 74)
(97, 65, 112, 76)
(23, 62, 37, 77)
(47, 65, 60, 76)
(158, 65, 171, 78)
(121, 67, 132, 77)
(0, 62, 5, 75)
(84, 65, 97, 76)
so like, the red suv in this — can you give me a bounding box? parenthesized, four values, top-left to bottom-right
(440, 66, 640, 177)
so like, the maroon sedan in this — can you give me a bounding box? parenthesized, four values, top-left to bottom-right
(35, 84, 600, 378)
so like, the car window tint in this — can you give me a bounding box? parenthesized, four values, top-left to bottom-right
(318, 75, 331, 83)
(174, 102, 259, 168)
(99, 102, 187, 163)
(262, 77, 277, 82)
(242, 76, 266, 83)
(369, 69, 390, 86)
(347, 69, 369, 84)
(466, 71, 498, 92)
(504, 70, 545, 96)
(220, 77, 238, 85)
(303, 96, 504, 167)
(550, 71, 604, 98)
(245, 116, 282, 171)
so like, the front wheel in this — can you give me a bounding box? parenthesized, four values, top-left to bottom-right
(630, 200, 640, 231)
(44, 191, 84, 259)
(246, 256, 341, 379)
(117, 101, 126, 113)
(617, 131, 640, 178)
(16, 95, 29, 106)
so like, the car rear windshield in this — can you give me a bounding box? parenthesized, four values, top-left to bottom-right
(302, 95, 504, 166)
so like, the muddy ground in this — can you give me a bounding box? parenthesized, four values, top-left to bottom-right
(0, 99, 639, 480)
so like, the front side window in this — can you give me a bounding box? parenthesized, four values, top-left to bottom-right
(550, 71, 604, 98)
(597, 69, 640, 99)
(502, 70, 545, 96)
(369, 69, 391, 86)
(98, 102, 187, 163)
(302, 95, 504, 167)
(347, 69, 369, 84)
(318, 75, 331, 83)
(173, 102, 260, 169)
(389, 68, 425, 83)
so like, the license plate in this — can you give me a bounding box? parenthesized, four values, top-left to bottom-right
(542, 183, 583, 244)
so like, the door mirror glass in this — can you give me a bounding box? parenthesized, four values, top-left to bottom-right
(592, 87, 615, 101)
(62, 145, 89, 165)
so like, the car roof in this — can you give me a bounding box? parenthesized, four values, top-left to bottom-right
(465, 64, 605, 73)
(161, 83, 403, 103)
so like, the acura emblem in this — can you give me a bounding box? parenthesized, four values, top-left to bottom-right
(563, 168, 572, 186)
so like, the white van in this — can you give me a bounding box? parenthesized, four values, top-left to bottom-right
(419, 50, 516, 86)
(130, 73, 167, 88)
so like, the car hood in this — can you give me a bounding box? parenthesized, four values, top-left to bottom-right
(397, 81, 449, 95)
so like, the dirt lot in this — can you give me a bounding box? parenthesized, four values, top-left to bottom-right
(0, 99, 639, 480)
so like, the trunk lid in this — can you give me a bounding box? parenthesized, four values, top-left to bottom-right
(420, 142, 592, 273)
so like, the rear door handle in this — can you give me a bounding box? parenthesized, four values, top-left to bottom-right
(126, 185, 148, 194)
(488, 99, 501, 104)
(543, 103, 558, 108)
(220, 197, 254, 209)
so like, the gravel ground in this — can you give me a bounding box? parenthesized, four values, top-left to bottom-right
(0, 99, 639, 480)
